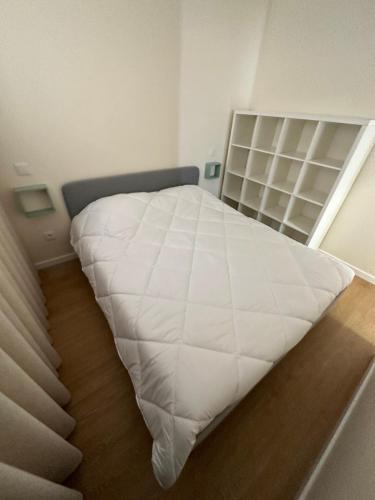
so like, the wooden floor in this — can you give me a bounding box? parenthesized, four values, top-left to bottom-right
(40, 260, 375, 500)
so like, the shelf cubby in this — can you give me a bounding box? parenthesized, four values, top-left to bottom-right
(253, 116, 284, 152)
(259, 213, 281, 231)
(247, 151, 274, 184)
(280, 119, 317, 160)
(240, 205, 258, 220)
(242, 180, 266, 211)
(232, 114, 257, 147)
(297, 163, 339, 206)
(270, 157, 303, 194)
(227, 146, 249, 176)
(286, 198, 322, 235)
(310, 122, 361, 169)
(222, 195, 239, 211)
(282, 226, 308, 244)
(222, 172, 243, 202)
(263, 188, 290, 222)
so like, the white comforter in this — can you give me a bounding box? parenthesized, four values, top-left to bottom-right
(71, 185, 354, 488)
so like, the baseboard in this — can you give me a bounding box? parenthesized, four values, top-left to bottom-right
(321, 250, 375, 285)
(35, 252, 77, 270)
(348, 263, 375, 285)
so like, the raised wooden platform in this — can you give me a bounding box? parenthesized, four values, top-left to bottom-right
(40, 260, 375, 500)
(298, 358, 375, 499)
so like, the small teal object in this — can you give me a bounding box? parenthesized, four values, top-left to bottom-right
(13, 184, 55, 218)
(204, 162, 221, 179)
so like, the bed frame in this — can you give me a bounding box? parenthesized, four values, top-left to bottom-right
(61, 165, 349, 454)
(61, 164, 235, 448)
(62, 166, 200, 219)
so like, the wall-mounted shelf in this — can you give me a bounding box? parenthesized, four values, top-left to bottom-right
(14, 184, 55, 218)
(221, 110, 375, 247)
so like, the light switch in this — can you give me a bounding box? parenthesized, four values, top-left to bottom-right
(14, 162, 31, 176)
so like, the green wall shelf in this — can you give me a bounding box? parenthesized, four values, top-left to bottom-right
(14, 184, 55, 218)
(204, 162, 221, 179)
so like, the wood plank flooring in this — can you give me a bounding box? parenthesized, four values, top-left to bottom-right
(40, 260, 375, 500)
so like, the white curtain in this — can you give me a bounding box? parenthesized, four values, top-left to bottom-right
(0, 203, 82, 499)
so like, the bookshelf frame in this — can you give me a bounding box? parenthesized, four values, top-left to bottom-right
(221, 110, 375, 247)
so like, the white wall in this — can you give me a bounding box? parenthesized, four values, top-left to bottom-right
(179, 0, 268, 195)
(0, 0, 269, 266)
(2, 0, 374, 275)
(251, 0, 375, 275)
(0, 0, 180, 264)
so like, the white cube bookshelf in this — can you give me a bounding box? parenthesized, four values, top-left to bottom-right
(221, 110, 375, 247)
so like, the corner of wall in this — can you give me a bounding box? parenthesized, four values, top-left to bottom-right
(177, 0, 271, 198)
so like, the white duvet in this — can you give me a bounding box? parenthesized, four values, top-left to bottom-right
(71, 185, 354, 488)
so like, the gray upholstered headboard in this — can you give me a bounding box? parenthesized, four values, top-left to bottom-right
(62, 166, 199, 219)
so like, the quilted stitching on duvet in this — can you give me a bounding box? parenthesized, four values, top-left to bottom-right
(71, 185, 354, 488)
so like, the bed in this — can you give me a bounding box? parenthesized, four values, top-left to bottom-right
(62, 167, 354, 489)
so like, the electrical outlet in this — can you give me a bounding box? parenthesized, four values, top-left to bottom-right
(43, 230, 56, 241)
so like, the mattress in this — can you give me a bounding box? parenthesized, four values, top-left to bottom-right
(71, 184, 354, 488)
